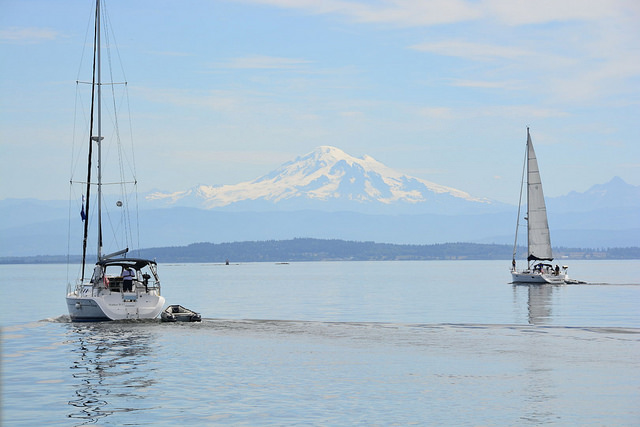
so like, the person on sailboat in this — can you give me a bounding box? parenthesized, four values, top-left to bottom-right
(122, 267, 134, 292)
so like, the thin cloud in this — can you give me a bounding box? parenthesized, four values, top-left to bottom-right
(450, 79, 524, 90)
(238, 0, 639, 106)
(340, 111, 366, 118)
(484, 0, 629, 25)
(341, 0, 481, 26)
(473, 105, 571, 119)
(416, 105, 569, 120)
(218, 55, 313, 70)
(169, 149, 292, 166)
(0, 27, 61, 44)
(243, 0, 480, 26)
(240, 0, 635, 27)
(419, 107, 455, 119)
(410, 40, 531, 61)
(134, 87, 244, 112)
(148, 50, 193, 57)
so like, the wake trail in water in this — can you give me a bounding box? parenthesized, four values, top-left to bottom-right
(30, 316, 640, 336)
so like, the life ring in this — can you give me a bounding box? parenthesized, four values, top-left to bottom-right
(104, 276, 110, 288)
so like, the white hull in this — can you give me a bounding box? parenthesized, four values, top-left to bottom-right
(511, 270, 566, 284)
(66, 291, 165, 321)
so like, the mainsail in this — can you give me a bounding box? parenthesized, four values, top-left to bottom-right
(526, 129, 553, 261)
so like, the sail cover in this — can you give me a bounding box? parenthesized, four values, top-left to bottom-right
(526, 130, 553, 261)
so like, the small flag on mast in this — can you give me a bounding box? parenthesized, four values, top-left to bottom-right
(80, 195, 86, 221)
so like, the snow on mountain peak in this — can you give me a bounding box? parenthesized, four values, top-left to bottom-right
(147, 146, 490, 212)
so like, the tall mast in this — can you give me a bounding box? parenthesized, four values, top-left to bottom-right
(526, 127, 531, 265)
(81, 0, 101, 279)
(95, 0, 103, 260)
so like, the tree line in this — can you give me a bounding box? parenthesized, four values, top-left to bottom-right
(2, 238, 639, 264)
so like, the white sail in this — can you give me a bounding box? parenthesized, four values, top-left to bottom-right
(526, 129, 553, 261)
(511, 128, 578, 284)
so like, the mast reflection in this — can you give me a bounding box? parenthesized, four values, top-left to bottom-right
(66, 322, 158, 425)
(514, 284, 555, 325)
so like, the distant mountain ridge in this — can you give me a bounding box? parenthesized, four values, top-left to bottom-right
(1, 202, 638, 257)
(1, 165, 638, 256)
(146, 146, 497, 214)
(547, 176, 640, 212)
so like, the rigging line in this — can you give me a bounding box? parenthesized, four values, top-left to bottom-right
(134, 190, 141, 256)
(103, 3, 138, 252)
(75, 1, 95, 83)
(72, 2, 98, 187)
(512, 132, 528, 265)
(70, 84, 80, 185)
(102, 203, 122, 253)
(67, 186, 86, 282)
(76, 81, 127, 86)
(70, 83, 92, 184)
(128, 188, 137, 251)
(66, 180, 74, 286)
(101, 191, 131, 253)
(115, 85, 137, 179)
(117, 112, 137, 252)
(125, 86, 137, 178)
(71, 180, 137, 185)
(120, 84, 139, 253)
(120, 188, 132, 251)
(102, 74, 136, 182)
(100, 0, 135, 183)
(76, 82, 91, 154)
(129, 88, 141, 254)
(101, 1, 128, 83)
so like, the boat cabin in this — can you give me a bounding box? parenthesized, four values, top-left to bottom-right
(91, 258, 160, 293)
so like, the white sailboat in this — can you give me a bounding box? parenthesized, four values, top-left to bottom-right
(66, 0, 165, 320)
(511, 128, 569, 284)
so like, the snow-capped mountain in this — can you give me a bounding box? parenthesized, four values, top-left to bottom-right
(146, 146, 496, 214)
(2, 175, 638, 256)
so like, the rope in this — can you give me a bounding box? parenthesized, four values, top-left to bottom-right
(512, 134, 528, 268)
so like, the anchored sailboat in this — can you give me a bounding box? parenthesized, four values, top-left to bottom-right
(511, 128, 569, 284)
(66, 0, 165, 320)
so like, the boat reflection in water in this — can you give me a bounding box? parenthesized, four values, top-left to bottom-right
(66, 322, 159, 424)
(513, 283, 554, 325)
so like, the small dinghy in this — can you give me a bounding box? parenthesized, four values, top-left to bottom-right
(161, 305, 201, 322)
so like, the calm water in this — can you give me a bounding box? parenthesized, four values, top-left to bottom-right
(2, 260, 639, 425)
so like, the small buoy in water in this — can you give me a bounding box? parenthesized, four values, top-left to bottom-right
(116, 201, 123, 207)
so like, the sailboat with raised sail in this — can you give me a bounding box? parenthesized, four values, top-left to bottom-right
(511, 128, 569, 284)
(66, 0, 165, 320)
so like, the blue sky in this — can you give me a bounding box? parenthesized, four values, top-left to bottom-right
(1, 0, 639, 204)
